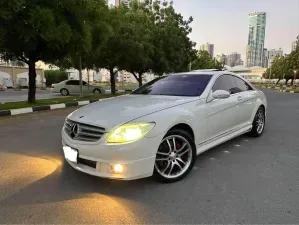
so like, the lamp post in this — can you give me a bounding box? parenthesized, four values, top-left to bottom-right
(293, 69, 297, 87)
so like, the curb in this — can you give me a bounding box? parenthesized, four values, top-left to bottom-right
(278, 89, 299, 93)
(255, 86, 299, 93)
(0, 99, 109, 117)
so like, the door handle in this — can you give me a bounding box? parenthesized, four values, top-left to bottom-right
(237, 96, 243, 101)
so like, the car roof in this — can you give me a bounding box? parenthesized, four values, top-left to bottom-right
(168, 70, 235, 76)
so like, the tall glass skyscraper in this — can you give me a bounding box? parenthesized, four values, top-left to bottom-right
(246, 12, 266, 67)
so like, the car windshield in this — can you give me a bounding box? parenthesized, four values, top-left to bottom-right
(131, 74, 213, 97)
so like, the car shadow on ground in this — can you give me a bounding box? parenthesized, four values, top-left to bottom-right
(0, 133, 255, 209)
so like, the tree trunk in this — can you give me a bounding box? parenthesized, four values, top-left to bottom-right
(275, 79, 281, 85)
(285, 79, 289, 85)
(28, 60, 37, 103)
(132, 72, 143, 87)
(109, 67, 116, 95)
(138, 74, 142, 87)
(291, 79, 294, 85)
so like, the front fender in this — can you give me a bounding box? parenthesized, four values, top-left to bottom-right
(129, 101, 201, 139)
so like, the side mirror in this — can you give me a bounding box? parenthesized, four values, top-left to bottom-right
(213, 90, 230, 99)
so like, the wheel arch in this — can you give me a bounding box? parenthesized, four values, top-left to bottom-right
(168, 123, 195, 140)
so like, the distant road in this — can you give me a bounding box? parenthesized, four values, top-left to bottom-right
(0, 89, 66, 103)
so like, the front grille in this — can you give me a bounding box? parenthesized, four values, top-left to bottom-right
(78, 157, 97, 168)
(64, 119, 105, 142)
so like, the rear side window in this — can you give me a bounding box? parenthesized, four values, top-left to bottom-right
(233, 76, 253, 92)
(212, 75, 237, 94)
(66, 80, 79, 85)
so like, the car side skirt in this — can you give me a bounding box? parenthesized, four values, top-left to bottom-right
(196, 124, 252, 155)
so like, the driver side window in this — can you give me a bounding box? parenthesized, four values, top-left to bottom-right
(212, 75, 238, 94)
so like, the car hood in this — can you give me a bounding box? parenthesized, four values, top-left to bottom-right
(67, 94, 198, 130)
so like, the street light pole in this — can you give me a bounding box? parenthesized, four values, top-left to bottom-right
(79, 55, 83, 98)
(294, 69, 297, 87)
(269, 63, 272, 84)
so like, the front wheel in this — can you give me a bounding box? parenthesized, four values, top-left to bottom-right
(248, 106, 265, 137)
(153, 129, 196, 183)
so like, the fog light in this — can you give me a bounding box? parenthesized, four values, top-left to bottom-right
(112, 164, 124, 173)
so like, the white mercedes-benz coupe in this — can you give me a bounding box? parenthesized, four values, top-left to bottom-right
(62, 70, 267, 182)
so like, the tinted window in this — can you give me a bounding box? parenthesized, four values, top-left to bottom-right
(233, 76, 253, 92)
(212, 75, 238, 94)
(131, 74, 212, 97)
(66, 80, 79, 85)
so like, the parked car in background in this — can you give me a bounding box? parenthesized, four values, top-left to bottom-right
(51, 80, 106, 96)
(0, 85, 7, 91)
(62, 70, 267, 183)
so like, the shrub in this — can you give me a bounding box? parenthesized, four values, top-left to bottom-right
(45, 70, 68, 87)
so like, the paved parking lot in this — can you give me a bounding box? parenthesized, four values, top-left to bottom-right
(0, 88, 298, 224)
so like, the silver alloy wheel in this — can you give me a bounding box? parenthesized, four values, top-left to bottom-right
(256, 109, 265, 134)
(94, 89, 101, 94)
(155, 135, 193, 179)
(61, 89, 68, 95)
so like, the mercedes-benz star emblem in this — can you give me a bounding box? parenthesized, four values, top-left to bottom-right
(70, 124, 79, 138)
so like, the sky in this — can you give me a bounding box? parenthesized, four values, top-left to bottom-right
(172, 0, 299, 59)
(109, 0, 299, 60)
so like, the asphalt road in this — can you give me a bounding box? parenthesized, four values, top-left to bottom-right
(0, 87, 132, 103)
(0, 89, 64, 103)
(0, 89, 299, 224)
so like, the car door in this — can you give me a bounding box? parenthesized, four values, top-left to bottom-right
(69, 80, 80, 94)
(205, 75, 240, 141)
(82, 81, 91, 93)
(232, 76, 256, 126)
(65, 80, 76, 94)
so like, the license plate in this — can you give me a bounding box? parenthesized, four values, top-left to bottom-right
(63, 146, 78, 163)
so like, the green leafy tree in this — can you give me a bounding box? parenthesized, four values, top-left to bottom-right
(149, 0, 197, 75)
(92, 5, 130, 94)
(118, 0, 155, 87)
(191, 50, 223, 70)
(288, 36, 299, 84)
(268, 36, 299, 85)
(45, 70, 68, 87)
(0, 0, 107, 102)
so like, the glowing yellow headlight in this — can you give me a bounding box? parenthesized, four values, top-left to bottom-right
(106, 122, 155, 144)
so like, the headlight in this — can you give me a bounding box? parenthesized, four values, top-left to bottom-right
(106, 122, 155, 144)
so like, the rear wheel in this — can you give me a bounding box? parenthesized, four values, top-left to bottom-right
(248, 106, 265, 137)
(60, 88, 69, 96)
(93, 88, 101, 95)
(153, 129, 196, 183)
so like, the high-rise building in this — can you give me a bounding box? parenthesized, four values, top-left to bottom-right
(235, 59, 244, 66)
(200, 43, 214, 58)
(292, 40, 298, 51)
(262, 48, 283, 68)
(246, 12, 267, 67)
(216, 54, 226, 65)
(115, 0, 130, 7)
(226, 52, 242, 67)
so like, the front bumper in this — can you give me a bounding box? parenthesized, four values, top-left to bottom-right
(62, 129, 163, 180)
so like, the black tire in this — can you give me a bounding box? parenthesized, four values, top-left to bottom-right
(60, 88, 69, 96)
(153, 129, 196, 183)
(247, 106, 265, 137)
(93, 88, 101, 95)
